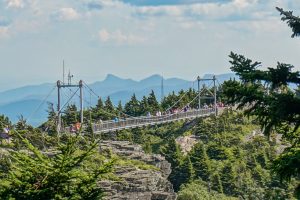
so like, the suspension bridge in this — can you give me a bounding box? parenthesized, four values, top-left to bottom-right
(29, 74, 220, 134)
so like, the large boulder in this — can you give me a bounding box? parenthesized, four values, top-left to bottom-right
(99, 140, 176, 200)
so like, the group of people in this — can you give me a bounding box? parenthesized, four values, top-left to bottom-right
(69, 122, 81, 133)
(96, 101, 226, 125)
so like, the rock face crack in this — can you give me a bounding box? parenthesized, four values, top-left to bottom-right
(99, 140, 176, 200)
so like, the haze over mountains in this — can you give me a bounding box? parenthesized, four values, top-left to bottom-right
(0, 73, 237, 126)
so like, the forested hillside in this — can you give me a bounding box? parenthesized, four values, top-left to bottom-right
(1, 87, 299, 199)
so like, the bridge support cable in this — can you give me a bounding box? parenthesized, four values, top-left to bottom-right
(91, 89, 212, 133)
(27, 84, 57, 124)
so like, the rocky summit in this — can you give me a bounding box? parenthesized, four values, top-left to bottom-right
(99, 140, 176, 200)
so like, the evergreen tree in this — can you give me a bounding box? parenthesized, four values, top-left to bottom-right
(0, 135, 115, 199)
(117, 100, 123, 117)
(222, 7, 300, 194)
(124, 94, 140, 116)
(104, 96, 114, 113)
(161, 91, 178, 111)
(0, 115, 11, 130)
(211, 173, 223, 194)
(221, 163, 236, 195)
(161, 137, 184, 192)
(179, 156, 194, 185)
(96, 98, 104, 110)
(15, 115, 28, 131)
(44, 102, 57, 135)
(47, 102, 56, 121)
(161, 137, 183, 167)
(140, 96, 149, 115)
(189, 142, 211, 181)
(147, 90, 160, 113)
(63, 104, 78, 126)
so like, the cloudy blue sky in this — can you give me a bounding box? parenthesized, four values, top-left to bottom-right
(0, 0, 299, 91)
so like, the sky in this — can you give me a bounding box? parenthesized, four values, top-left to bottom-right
(0, 0, 300, 91)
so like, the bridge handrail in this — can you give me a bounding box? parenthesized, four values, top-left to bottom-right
(92, 108, 215, 133)
(62, 108, 216, 133)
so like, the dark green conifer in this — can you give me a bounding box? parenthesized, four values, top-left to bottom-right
(189, 142, 211, 181)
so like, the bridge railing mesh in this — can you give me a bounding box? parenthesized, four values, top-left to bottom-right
(91, 108, 215, 133)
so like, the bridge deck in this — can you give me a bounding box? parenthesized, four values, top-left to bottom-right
(91, 108, 215, 133)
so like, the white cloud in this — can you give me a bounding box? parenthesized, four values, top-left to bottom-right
(0, 27, 9, 38)
(133, 0, 273, 21)
(54, 8, 81, 21)
(5, 0, 24, 9)
(99, 29, 110, 41)
(98, 29, 146, 44)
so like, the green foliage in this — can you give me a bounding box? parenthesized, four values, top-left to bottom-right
(177, 180, 236, 200)
(104, 96, 114, 113)
(272, 146, 300, 182)
(189, 142, 211, 181)
(161, 137, 182, 167)
(276, 7, 300, 37)
(147, 90, 160, 113)
(0, 135, 115, 200)
(63, 104, 78, 126)
(221, 8, 300, 195)
(124, 94, 141, 116)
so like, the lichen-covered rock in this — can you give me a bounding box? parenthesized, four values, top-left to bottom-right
(99, 140, 176, 200)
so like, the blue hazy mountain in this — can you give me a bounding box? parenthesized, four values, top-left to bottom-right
(0, 73, 236, 126)
(0, 83, 54, 106)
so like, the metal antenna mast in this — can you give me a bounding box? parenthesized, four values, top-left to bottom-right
(63, 60, 65, 85)
(161, 75, 164, 103)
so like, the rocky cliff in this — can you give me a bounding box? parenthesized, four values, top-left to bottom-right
(99, 140, 176, 200)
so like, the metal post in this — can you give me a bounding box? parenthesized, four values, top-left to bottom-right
(79, 80, 84, 124)
(213, 75, 217, 116)
(197, 76, 201, 110)
(57, 80, 61, 133)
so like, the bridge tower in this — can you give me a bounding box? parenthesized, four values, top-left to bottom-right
(197, 75, 217, 116)
(56, 79, 84, 133)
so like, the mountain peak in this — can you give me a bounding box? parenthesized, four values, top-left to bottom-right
(104, 74, 122, 81)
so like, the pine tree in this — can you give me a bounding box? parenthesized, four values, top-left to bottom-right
(124, 94, 140, 116)
(44, 102, 57, 135)
(63, 104, 78, 126)
(211, 173, 223, 194)
(0, 135, 115, 199)
(161, 91, 178, 111)
(47, 102, 56, 121)
(161, 137, 183, 167)
(104, 96, 114, 113)
(189, 142, 211, 181)
(147, 90, 160, 113)
(0, 115, 11, 130)
(140, 96, 149, 115)
(161, 137, 184, 192)
(222, 7, 300, 194)
(117, 100, 123, 117)
(96, 97, 104, 110)
(15, 115, 28, 131)
(221, 163, 236, 195)
(179, 156, 194, 184)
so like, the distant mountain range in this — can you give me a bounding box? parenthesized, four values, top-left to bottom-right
(0, 73, 238, 126)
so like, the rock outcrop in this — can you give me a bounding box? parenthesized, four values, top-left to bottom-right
(99, 141, 176, 200)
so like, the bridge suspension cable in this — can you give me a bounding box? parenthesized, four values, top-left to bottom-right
(27, 84, 57, 124)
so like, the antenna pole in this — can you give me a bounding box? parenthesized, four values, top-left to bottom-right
(197, 76, 201, 110)
(63, 60, 65, 85)
(213, 75, 217, 116)
(57, 80, 61, 133)
(79, 80, 84, 124)
(161, 75, 164, 103)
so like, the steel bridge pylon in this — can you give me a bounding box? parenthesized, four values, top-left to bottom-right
(56, 80, 84, 133)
